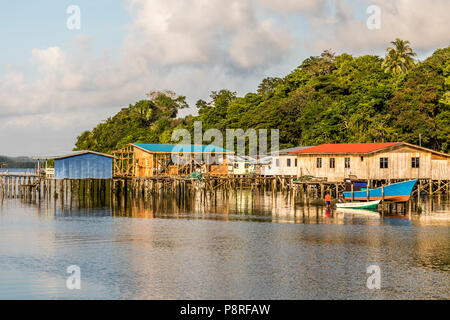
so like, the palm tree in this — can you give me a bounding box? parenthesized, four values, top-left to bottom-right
(382, 39, 417, 74)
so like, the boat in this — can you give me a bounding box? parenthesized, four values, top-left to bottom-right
(294, 175, 327, 183)
(343, 179, 418, 203)
(186, 171, 203, 180)
(294, 175, 314, 182)
(336, 200, 381, 210)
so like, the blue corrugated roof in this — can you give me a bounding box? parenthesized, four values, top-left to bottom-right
(54, 150, 115, 160)
(133, 143, 233, 153)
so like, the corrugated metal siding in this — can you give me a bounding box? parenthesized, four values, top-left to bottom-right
(55, 153, 112, 179)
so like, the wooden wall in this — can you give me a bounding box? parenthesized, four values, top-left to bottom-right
(210, 164, 229, 176)
(297, 146, 450, 181)
(134, 148, 154, 177)
(132, 147, 231, 177)
(261, 155, 298, 176)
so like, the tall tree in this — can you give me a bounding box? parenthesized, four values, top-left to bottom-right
(257, 77, 284, 98)
(382, 39, 417, 74)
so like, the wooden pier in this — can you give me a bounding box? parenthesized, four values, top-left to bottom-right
(0, 174, 342, 201)
(1, 173, 448, 216)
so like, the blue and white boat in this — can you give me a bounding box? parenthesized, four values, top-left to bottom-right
(343, 179, 418, 203)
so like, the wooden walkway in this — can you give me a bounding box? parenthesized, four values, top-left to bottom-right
(0, 174, 448, 209)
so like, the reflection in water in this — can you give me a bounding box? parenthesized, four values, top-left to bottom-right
(108, 190, 450, 227)
(0, 191, 449, 299)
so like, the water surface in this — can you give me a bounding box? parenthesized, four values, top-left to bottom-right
(0, 191, 449, 299)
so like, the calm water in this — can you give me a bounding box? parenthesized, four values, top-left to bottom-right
(0, 191, 449, 300)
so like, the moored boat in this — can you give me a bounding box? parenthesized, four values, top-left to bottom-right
(336, 200, 381, 210)
(343, 179, 418, 203)
(335, 208, 381, 218)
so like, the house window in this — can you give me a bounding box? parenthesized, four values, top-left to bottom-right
(295, 158, 298, 167)
(344, 158, 351, 169)
(330, 158, 335, 169)
(412, 157, 420, 168)
(316, 158, 322, 168)
(380, 158, 389, 169)
(233, 163, 239, 169)
(276, 159, 279, 167)
(287, 158, 291, 167)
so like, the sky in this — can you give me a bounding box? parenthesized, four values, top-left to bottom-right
(1, 0, 449, 156)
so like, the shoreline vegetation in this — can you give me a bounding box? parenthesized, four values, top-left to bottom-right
(3, 40, 449, 163)
(0, 156, 36, 169)
(73, 40, 450, 155)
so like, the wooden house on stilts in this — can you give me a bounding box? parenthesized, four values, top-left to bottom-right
(292, 142, 450, 185)
(112, 143, 233, 178)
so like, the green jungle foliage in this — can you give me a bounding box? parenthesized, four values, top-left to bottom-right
(74, 43, 450, 154)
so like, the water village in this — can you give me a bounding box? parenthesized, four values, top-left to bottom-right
(1, 142, 449, 215)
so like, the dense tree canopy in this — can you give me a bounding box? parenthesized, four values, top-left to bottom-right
(74, 43, 450, 154)
(74, 91, 189, 152)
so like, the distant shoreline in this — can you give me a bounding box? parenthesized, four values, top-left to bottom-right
(0, 168, 35, 172)
(0, 155, 36, 170)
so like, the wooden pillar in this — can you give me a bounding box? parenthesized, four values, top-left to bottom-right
(366, 180, 370, 201)
(418, 179, 421, 206)
(408, 199, 412, 217)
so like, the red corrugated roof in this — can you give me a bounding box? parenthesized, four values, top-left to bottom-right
(292, 142, 402, 154)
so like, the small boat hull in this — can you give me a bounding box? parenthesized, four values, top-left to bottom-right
(336, 200, 381, 210)
(343, 179, 417, 203)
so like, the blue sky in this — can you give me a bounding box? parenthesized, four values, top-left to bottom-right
(1, 0, 449, 156)
(0, 1, 129, 76)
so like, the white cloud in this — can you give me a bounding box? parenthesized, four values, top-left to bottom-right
(374, 0, 450, 50)
(1, 0, 449, 155)
(229, 19, 294, 69)
(124, 0, 294, 68)
(1, 0, 298, 156)
(259, 0, 328, 14)
(309, 0, 450, 54)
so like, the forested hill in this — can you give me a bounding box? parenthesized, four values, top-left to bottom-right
(0, 156, 36, 168)
(74, 42, 450, 154)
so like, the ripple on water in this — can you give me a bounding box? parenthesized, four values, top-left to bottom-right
(0, 193, 449, 299)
